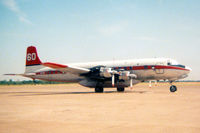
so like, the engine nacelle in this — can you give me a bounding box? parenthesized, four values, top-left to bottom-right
(119, 71, 137, 80)
(79, 79, 97, 88)
(119, 71, 130, 80)
(99, 67, 112, 78)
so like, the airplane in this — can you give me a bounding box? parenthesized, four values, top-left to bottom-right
(5, 46, 191, 93)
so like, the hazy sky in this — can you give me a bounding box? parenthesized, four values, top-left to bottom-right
(0, 0, 199, 80)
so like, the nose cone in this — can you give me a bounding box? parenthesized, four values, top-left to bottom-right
(186, 66, 192, 72)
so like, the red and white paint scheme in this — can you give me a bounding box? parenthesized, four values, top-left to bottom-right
(7, 46, 192, 92)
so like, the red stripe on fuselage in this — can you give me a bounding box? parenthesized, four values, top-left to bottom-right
(114, 65, 189, 71)
(154, 65, 188, 71)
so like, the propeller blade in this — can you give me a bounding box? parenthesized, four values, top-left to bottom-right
(130, 78, 133, 89)
(112, 74, 115, 87)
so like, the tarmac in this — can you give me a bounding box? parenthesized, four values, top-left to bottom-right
(0, 82, 200, 133)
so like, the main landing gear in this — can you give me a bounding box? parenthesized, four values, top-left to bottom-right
(95, 81, 125, 93)
(95, 82, 104, 93)
(95, 86, 104, 93)
(117, 87, 125, 92)
(169, 81, 177, 92)
(95, 86, 125, 93)
(95, 86, 124, 93)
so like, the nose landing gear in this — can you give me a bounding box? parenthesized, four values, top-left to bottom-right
(169, 81, 177, 92)
(170, 85, 177, 92)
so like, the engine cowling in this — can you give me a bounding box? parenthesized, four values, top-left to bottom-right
(119, 71, 137, 80)
(99, 67, 112, 78)
(119, 71, 130, 80)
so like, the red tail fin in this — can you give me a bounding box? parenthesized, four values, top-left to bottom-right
(26, 46, 42, 66)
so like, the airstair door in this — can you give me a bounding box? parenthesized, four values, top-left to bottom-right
(155, 62, 164, 74)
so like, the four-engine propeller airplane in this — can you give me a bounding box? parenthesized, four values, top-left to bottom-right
(6, 46, 191, 93)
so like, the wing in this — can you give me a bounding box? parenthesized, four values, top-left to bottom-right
(42, 62, 90, 75)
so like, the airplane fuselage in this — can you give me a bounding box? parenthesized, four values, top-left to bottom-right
(27, 58, 191, 88)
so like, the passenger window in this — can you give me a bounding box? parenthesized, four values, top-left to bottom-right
(144, 66, 148, 69)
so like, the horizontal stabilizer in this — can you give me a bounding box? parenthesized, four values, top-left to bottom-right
(4, 74, 24, 76)
(4, 73, 36, 77)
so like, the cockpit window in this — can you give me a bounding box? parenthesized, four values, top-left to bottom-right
(167, 59, 185, 68)
(171, 64, 185, 68)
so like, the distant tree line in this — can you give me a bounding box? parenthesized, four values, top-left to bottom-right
(0, 79, 70, 85)
(0, 79, 199, 85)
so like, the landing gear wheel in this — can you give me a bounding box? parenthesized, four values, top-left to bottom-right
(95, 87, 104, 93)
(170, 85, 177, 92)
(117, 87, 125, 92)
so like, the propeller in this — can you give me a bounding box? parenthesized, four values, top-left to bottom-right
(99, 67, 137, 88)
(111, 70, 118, 87)
(111, 70, 137, 89)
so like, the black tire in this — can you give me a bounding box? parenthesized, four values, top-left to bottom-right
(95, 87, 104, 93)
(170, 85, 177, 92)
(117, 87, 125, 92)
